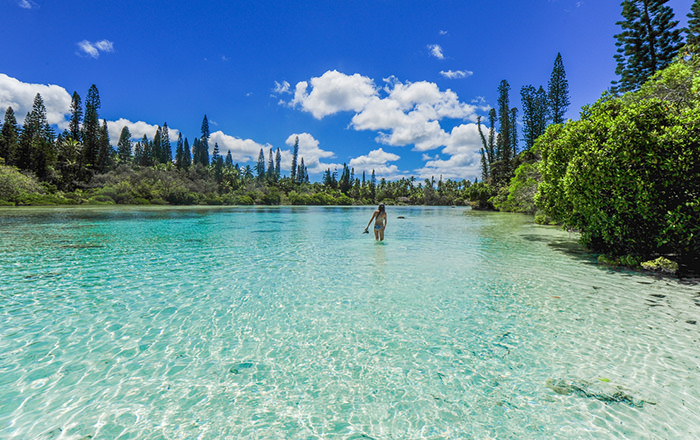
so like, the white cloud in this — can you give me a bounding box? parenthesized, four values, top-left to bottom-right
(77, 39, 114, 58)
(0, 73, 71, 128)
(440, 70, 473, 79)
(290, 70, 377, 119)
(210, 131, 272, 164)
(348, 148, 401, 177)
(18, 0, 34, 9)
(272, 80, 291, 95)
(284, 70, 493, 180)
(350, 78, 478, 151)
(414, 123, 484, 180)
(106, 118, 180, 147)
(283, 133, 338, 174)
(428, 44, 445, 60)
(439, 30, 448, 35)
(415, 151, 481, 180)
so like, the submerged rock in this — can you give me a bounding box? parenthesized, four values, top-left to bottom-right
(641, 256, 679, 275)
(545, 378, 652, 408)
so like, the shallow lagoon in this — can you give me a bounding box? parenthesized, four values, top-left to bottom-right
(1, 206, 699, 439)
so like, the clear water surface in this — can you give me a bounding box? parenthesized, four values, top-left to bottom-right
(1, 206, 699, 439)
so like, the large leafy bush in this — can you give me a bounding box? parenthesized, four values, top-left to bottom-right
(536, 53, 700, 263)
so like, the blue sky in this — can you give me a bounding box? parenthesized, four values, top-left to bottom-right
(0, 0, 693, 181)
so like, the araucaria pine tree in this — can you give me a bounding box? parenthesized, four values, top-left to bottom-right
(274, 148, 281, 180)
(68, 91, 82, 142)
(200, 115, 210, 166)
(161, 122, 171, 163)
(290, 136, 299, 182)
(0, 107, 19, 165)
(687, 0, 700, 48)
(183, 137, 191, 169)
(117, 126, 132, 163)
(547, 53, 570, 124)
(521, 85, 549, 150)
(266, 148, 275, 180)
(494, 80, 515, 184)
(18, 94, 55, 178)
(256, 148, 266, 179)
(82, 85, 101, 169)
(96, 120, 111, 173)
(175, 133, 184, 168)
(613, 0, 683, 93)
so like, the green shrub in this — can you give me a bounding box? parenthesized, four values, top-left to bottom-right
(537, 53, 700, 263)
(0, 165, 44, 203)
(233, 195, 254, 205)
(494, 162, 540, 214)
(87, 194, 116, 205)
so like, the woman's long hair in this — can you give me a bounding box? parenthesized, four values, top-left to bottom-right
(378, 203, 385, 213)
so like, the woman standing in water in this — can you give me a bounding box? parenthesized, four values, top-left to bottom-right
(364, 203, 387, 241)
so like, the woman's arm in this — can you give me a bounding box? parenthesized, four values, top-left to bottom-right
(364, 211, 377, 231)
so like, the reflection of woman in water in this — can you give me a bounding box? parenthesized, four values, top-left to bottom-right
(364, 203, 387, 241)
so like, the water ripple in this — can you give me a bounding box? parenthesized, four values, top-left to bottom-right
(0, 206, 699, 439)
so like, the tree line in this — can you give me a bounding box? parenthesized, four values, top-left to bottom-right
(0, 86, 474, 206)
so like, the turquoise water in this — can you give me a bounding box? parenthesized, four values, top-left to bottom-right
(1, 206, 699, 439)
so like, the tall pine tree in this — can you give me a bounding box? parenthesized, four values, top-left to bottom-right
(256, 148, 265, 179)
(547, 53, 570, 124)
(161, 122, 172, 163)
(200, 115, 210, 166)
(274, 148, 281, 181)
(82, 85, 101, 168)
(613, 0, 683, 93)
(0, 107, 19, 165)
(521, 85, 548, 150)
(183, 137, 191, 169)
(290, 136, 299, 182)
(82, 85, 101, 169)
(96, 120, 111, 173)
(152, 126, 163, 163)
(68, 91, 82, 142)
(266, 148, 275, 180)
(117, 126, 132, 163)
(18, 94, 55, 178)
(175, 132, 184, 169)
(688, 0, 700, 48)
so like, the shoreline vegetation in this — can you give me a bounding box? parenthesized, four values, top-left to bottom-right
(2, 4, 699, 275)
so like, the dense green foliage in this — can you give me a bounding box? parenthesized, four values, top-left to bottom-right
(613, 0, 683, 93)
(536, 52, 700, 264)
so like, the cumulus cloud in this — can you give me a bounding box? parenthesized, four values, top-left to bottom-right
(348, 148, 401, 177)
(210, 131, 273, 164)
(290, 70, 377, 119)
(440, 70, 473, 79)
(283, 133, 339, 173)
(414, 123, 484, 179)
(350, 77, 479, 151)
(428, 44, 445, 59)
(77, 39, 114, 58)
(106, 118, 180, 147)
(0, 73, 72, 127)
(415, 151, 481, 180)
(284, 69, 488, 179)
